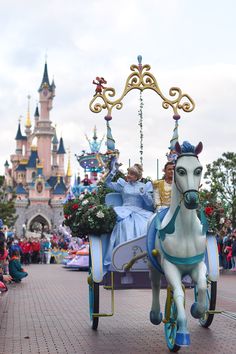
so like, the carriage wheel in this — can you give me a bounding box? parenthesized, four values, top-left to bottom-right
(164, 295, 181, 352)
(195, 280, 217, 328)
(88, 272, 100, 330)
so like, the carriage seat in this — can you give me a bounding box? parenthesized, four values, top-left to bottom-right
(105, 192, 154, 212)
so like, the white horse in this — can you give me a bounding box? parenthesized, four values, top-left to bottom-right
(147, 141, 207, 347)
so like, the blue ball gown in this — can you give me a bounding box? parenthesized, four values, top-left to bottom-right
(103, 177, 154, 267)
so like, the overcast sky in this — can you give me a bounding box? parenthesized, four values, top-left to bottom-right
(0, 0, 235, 180)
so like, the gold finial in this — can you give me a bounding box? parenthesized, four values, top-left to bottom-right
(25, 95, 32, 128)
(66, 147, 72, 177)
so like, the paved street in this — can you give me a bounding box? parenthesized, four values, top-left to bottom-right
(0, 265, 236, 354)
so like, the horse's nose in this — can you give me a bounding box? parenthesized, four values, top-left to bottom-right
(184, 191, 199, 209)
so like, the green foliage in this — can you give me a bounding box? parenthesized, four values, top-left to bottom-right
(63, 183, 117, 236)
(199, 189, 225, 233)
(0, 176, 17, 227)
(203, 152, 236, 227)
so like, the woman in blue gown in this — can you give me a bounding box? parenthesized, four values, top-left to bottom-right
(103, 162, 154, 267)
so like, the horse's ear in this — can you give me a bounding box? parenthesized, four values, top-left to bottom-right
(195, 142, 203, 155)
(175, 141, 182, 155)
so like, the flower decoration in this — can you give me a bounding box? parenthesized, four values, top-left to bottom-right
(63, 183, 116, 237)
(204, 203, 225, 234)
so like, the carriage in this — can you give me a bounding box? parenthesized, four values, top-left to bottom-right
(86, 57, 220, 351)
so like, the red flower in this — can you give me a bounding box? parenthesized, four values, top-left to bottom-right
(64, 214, 68, 218)
(72, 204, 79, 210)
(205, 206, 214, 216)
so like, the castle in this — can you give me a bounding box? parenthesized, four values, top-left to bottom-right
(4, 62, 72, 237)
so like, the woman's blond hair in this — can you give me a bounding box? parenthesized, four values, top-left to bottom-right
(127, 163, 143, 180)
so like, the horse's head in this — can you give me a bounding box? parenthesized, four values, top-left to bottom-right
(174, 141, 203, 210)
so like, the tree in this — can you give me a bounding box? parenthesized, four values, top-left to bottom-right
(203, 152, 236, 227)
(0, 176, 17, 227)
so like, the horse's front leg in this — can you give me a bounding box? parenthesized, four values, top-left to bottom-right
(190, 261, 207, 318)
(163, 260, 190, 346)
(149, 264, 162, 325)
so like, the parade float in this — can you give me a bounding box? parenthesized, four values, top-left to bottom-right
(84, 55, 221, 353)
(62, 123, 121, 269)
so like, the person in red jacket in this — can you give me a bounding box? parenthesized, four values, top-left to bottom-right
(31, 239, 40, 263)
(21, 239, 32, 265)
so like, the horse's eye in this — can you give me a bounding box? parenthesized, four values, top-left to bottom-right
(194, 167, 202, 176)
(177, 167, 186, 176)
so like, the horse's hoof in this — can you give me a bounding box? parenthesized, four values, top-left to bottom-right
(190, 302, 204, 319)
(175, 332, 190, 346)
(150, 310, 162, 325)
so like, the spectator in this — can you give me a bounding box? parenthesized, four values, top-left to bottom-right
(231, 231, 236, 271)
(31, 239, 40, 263)
(9, 250, 28, 283)
(43, 238, 51, 264)
(0, 231, 9, 274)
(8, 239, 22, 259)
(21, 238, 32, 265)
(81, 173, 92, 186)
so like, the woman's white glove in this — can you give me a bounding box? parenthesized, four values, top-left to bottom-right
(110, 157, 119, 175)
(139, 182, 154, 207)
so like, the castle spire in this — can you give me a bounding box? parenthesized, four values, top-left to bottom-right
(85, 125, 104, 153)
(38, 61, 50, 92)
(66, 148, 72, 178)
(93, 126, 97, 140)
(15, 118, 24, 140)
(52, 125, 58, 145)
(25, 95, 32, 128)
(57, 137, 66, 154)
(34, 105, 39, 119)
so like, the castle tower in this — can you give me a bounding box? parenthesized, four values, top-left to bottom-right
(15, 119, 24, 156)
(34, 61, 55, 179)
(57, 137, 66, 176)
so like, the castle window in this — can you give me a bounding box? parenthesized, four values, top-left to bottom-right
(36, 181, 43, 194)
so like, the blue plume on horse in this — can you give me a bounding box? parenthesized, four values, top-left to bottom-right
(181, 141, 195, 153)
(175, 141, 203, 156)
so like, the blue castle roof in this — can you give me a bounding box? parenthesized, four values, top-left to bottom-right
(53, 177, 67, 195)
(15, 164, 27, 172)
(52, 132, 58, 145)
(57, 137, 66, 154)
(27, 149, 39, 168)
(34, 106, 39, 118)
(38, 62, 50, 92)
(15, 123, 27, 141)
(47, 176, 58, 188)
(16, 184, 27, 194)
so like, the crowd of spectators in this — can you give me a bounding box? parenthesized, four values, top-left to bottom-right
(0, 223, 83, 293)
(216, 219, 236, 270)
